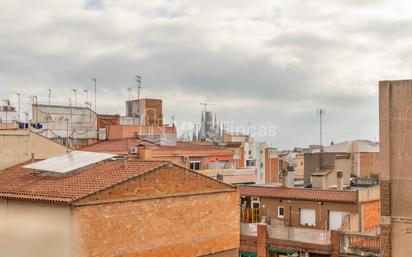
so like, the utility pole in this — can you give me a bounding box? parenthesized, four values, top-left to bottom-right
(92, 78, 97, 113)
(72, 89, 77, 107)
(48, 89, 51, 105)
(13, 92, 20, 122)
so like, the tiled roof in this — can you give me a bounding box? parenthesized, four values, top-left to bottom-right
(82, 139, 234, 156)
(240, 186, 358, 203)
(0, 160, 168, 204)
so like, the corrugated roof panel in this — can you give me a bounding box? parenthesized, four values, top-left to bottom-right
(23, 151, 116, 173)
(35, 105, 93, 115)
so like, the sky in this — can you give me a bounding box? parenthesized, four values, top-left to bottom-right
(1, 0, 412, 149)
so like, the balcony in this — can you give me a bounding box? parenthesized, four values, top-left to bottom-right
(340, 232, 380, 257)
(267, 225, 331, 245)
(240, 223, 333, 256)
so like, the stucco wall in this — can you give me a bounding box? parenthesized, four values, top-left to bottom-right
(0, 130, 67, 170)
(0, 200, 73, 257)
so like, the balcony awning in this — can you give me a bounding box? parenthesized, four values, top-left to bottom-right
(239, 251, 257, 257)
(267, 248, 295, 255)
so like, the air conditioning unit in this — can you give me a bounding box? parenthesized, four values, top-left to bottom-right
(130, 146, 139, 154)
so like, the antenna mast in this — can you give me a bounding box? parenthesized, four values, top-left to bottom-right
(317, 108, 326, 152)
(136, 75, 142, 102)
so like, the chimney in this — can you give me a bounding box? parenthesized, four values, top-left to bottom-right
(337, 170, 344, 190)
(282, 170, 288, 187)
(286, 165, 295, 188)
(216, 173, 224, 181)
(138, 145, 152, 160)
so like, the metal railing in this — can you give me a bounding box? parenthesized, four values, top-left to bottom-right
(267, 226, 331, 245)
(240, 208, 261, 223)
(341, 232, 380, 255)
(240, 223, 257, 236)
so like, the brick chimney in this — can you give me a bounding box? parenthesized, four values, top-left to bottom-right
(138, 145, 152, 160)
(337, 170, 343, 190)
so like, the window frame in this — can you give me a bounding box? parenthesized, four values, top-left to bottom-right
(277, 206, 285, 218)
(189, 161, 201, 170)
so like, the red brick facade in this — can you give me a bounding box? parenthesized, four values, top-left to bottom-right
(73, 166, 240, 257)
(362, 200, 380, 231)
(359, 152, 380, 177)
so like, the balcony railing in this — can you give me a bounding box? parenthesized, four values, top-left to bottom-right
(340, 232, 380, 255)
(240, 223, 257, 236)
(240, 223, 331, 245)
(240, 208, 261, 224)
(267, 226, 331, 245)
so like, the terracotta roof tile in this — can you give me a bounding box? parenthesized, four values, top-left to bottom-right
(240, 186, 358, 203)
(81, 139, 233, 156)
(0, 160, 167, 204)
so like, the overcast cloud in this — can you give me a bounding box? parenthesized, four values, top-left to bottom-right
(1, 0, 412, 148)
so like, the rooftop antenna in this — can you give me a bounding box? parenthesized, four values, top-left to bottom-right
(317, 108, 326, 152)
(22, 112, 28, 124)
(83, 89, 88, 105)
(127, 88, 132, 100)
(30, 95, 38, 123)
(135, 75, 142, 101)
(48, 89, 51, 105)
(71, 89, 77, 107)
(13, 92, 20, 122)
(92, 78, 97, 113)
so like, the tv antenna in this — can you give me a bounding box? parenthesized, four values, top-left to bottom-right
(135, 75, 142, 101)
(317, 108, 326, 152)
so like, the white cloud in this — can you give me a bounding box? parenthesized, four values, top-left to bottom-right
(1, 0, 411, 147)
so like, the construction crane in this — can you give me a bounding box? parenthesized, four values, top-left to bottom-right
(200, 100, 214, 112)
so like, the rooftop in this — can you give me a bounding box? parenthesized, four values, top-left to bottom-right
(81, 138, 234, 155)
(0, 159, 168, 204)
(240, 185, 358, 203)
(34, 104, 96, 115)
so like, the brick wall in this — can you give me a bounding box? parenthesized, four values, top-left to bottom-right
(265, 153, 280, 184)
(361, 200, 380, 231)
(143, 99, 163, 126)
(81, 166, 231, 202)
(359, 152, 380, 177)
(73, 191, 239, 257)
(73, 165, 239, 257)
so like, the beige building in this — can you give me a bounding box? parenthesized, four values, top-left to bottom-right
(379, 80, 412, 257)
(0, 129, 67, 170)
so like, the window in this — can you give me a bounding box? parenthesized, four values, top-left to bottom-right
(329, 211, 349, 230)
(300, 208, 316, 226)
(278, 206, 285, 218)
(189, 161, 201, 170)
(246, 160, 256, 167)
